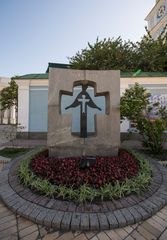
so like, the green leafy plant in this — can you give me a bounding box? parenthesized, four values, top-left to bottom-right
(19, 157, 34, 185)
(121, 83, 167, 154)
(0, 147, 30, 158)
(120, 83, 150, 122)
(138, 118, 166, 154)
(31, 179, 56, 197)
(0, 78, 18, 111)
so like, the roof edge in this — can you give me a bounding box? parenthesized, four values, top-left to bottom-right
(14, 73, 49, 80)
(46, 62, 71, 73)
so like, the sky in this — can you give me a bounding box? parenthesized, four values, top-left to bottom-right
(0, 0, 155, 77)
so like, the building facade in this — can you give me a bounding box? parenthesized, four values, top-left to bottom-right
(14, 64, 167, 138)
(145, 0, 167, 39)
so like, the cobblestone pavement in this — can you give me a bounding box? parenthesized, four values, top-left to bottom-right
(1, 162, 167, 239)
(1, 199, 167, 240)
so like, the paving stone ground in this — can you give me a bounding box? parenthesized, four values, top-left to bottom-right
(1, 140, 167, 239)
(1, 198, 167, 240)
(1, 167, 167, 240)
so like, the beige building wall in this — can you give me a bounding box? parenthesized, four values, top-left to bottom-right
(121, 76, 167, 92)
(15, 79, 48, 131)
(145, 0, 167, 39)
(16, 74, 167, 134)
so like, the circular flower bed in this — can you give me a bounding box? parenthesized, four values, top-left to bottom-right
(30, 150, 138, 188)
(19, 149, 152, 202)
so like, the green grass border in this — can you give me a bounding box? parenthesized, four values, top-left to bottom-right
(0, 147, 31, 158)
(18, 148, 152, 203)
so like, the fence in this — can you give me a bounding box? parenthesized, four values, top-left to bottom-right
(0, 106, 17, 125)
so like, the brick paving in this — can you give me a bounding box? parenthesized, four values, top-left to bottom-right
(1, 198, 167, 240)
(1, 146, 167, 239)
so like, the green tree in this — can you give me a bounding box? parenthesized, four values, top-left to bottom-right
(69, 29, 167, 72)
(136, 27, 167, 71)
(69, 37, 137, 71)
(0, 78, 18, 111)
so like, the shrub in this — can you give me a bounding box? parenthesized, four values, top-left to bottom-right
(121, 83, 167, 154)
(138, 118, 166, 154)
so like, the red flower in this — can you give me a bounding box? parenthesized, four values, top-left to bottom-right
(30, 150, 139, 188)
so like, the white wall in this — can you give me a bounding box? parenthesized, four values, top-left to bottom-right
(17, 84, 29, 131)
(16, 77, 167, 133)
(16, 79, 48, 132)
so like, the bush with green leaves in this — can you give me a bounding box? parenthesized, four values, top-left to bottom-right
(121, 83, 167, 154)
(0, 78, 18, 111)
(137, 118, 166, 154)
(18, 149, 152, 203)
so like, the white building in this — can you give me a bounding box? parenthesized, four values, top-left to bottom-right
(145, 0, 167, 39)
(14, 63, 167, 138)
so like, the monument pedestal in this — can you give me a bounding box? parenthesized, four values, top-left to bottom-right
(49, 143, 119, 157)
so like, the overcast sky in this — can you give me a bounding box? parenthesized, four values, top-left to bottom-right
(0, 0, 155, 77)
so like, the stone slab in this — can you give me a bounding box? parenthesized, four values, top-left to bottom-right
(47, 68, 120, 157)
(80, 213, 90, 231)
(71, 212, 81, 230)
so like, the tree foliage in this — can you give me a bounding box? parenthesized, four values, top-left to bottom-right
(137, 28, 167, 71)
(69, 28, 167, 72)
(121, 83, 167, 154)
(120, 83, 150, 122)
(70, 37, 137, 71)
(0, 78, 18, 111)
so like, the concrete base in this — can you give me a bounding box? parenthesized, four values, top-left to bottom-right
(49, 144, 119, 157)
(17, 132, 47, 140)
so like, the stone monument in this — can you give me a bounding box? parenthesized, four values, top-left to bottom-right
(47, 68, 120, 157)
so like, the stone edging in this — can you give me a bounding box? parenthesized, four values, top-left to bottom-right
(1, 150, 167, 231)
